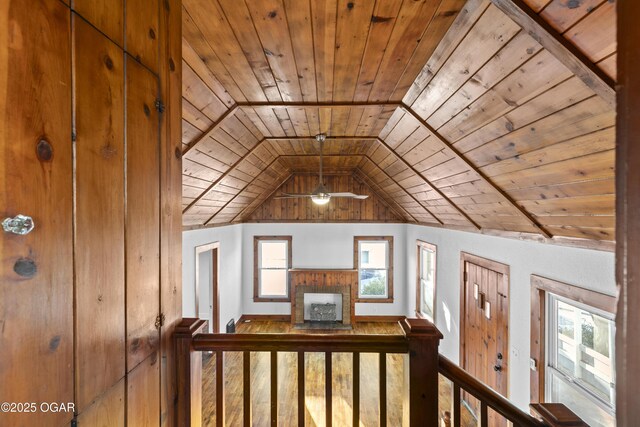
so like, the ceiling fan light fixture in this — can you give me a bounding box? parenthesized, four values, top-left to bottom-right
(311, 193, 331, 205)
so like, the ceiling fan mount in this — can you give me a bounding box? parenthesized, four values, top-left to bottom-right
(275, 133, 369, 205)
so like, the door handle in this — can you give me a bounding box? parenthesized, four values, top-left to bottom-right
(2, 214, 34, 235)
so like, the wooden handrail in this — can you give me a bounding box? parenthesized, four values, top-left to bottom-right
(438, 354, 546, 426)
(192, 332, 410, 353)
(175, 317, 442, 426)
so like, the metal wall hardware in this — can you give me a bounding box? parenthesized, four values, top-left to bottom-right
(2, 214, 35, 235)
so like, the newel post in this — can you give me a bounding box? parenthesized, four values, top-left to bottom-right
(175, 318, 207, 427)
(401, 318, 444, 427)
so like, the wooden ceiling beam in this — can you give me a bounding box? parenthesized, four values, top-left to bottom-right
(183, 103, 397, 161)
(352, 169, 421, 225)
(182, 137, 268, 214)
(235, 171, 294, 222)
(351, 173, 409, 222)
(400, 104, 554, 238)
(352, 168, 413, 222)
(204, 158, 289, 225)
(182, 104, 240, 157)
(238, 102, 402, 109)
(375, 137, 481, 230)
(263, 136, 378, 141)
(358, 157, 443, 226)
(490, 0, 615, 108)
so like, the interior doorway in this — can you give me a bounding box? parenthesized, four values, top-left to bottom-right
(195, 242, 219, 333)
(460, 252, 510, 423)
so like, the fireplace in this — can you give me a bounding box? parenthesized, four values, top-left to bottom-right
(290, 269, 358, 326)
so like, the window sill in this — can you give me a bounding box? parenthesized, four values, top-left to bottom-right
(355, 298, 394, 303)
(253, 297, 291, 303)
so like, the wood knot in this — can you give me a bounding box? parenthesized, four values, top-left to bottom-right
(98, 294, 103, 302)
(36, 138, 53, 162)
(143, 104, 151, 117)
(567, 0, 580, 9)
(268, 10, 277, 18)
(175, 147, 181, 159)
(371, 15, 392, 23)
(104, 55, 114, 70)
(347, 2, 354, 10)
(169, 58, 175, 71)
(149, 28, 156, 40)
(49, 336, 61, 352)
(14, 258, 37, 278)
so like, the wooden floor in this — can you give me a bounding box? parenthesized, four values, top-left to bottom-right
(202, 320, 476, 426)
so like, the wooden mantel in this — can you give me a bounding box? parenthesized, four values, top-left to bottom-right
(289, 269, 358, 326)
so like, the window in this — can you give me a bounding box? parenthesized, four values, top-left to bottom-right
(417, 241, 436, 321)
(354, 236, 393, 302)
(254, 236, 292, 301)
(546, 294, 615, 427)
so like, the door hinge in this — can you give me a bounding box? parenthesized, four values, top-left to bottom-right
(155, 99, 165, 113)
(155, 313, 166, 329)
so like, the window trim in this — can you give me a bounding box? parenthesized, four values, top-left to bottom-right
(353, 236, 394, 303)
(416, 240, 437, 322)
(530, 275, 616, 405)
(253, 236, 292, 302)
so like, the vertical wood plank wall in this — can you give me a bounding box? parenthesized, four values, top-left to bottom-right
(0, 0, 182, 425)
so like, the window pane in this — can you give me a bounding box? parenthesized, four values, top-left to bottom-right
(419, 247, 436, 319)
(420, 279, 434, 319)
(549, 372, 615, 427)
(359, 269, 387, 296)
(260, 269, 287, 296)
(261, 241, 288, 269)
(359, 242, 387, 268)
(548, 295, 615, 416)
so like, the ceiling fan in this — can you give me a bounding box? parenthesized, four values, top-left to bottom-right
(274, 134, 369, 205)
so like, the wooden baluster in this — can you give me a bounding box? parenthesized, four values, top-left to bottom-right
(326, 352, 333, 427)
(216, 350, 224, 427)
(441, 411, 452, 427)
(298, 352, 305, 427)
(175, 318, 207, 427)
(453, 384, 461, 427)
(353, 352, 360, 427)
(480, 402, 488, 427)
(401, 318, 443, 426)
(243, 351, 251, 427)
(271, 351, 278, 427)
(379, 352, 387, 427)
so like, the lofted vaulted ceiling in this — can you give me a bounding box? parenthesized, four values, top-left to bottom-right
(180, 0, 616, 248)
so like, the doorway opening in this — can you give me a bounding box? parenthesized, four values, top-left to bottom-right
(195, 242, 219, 333)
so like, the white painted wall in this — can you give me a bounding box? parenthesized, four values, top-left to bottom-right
(405, 224, 616, 411)
(182, 222, 615, 411)
(241, 223, 408, 317)
(183, 225, 243, 330)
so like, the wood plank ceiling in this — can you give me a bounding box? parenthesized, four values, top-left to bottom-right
(180, 0, 616, 247)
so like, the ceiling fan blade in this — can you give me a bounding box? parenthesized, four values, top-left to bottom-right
(327, 192, 369, 199)
(274, 193, 314, 199)
(279, 192, 315, 197)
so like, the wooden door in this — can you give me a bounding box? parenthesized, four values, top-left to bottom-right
(460, 253, 509, 424)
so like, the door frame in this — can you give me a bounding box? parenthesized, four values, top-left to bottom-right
(195, 242, 219, 333)
(459, 252, 510, 396)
